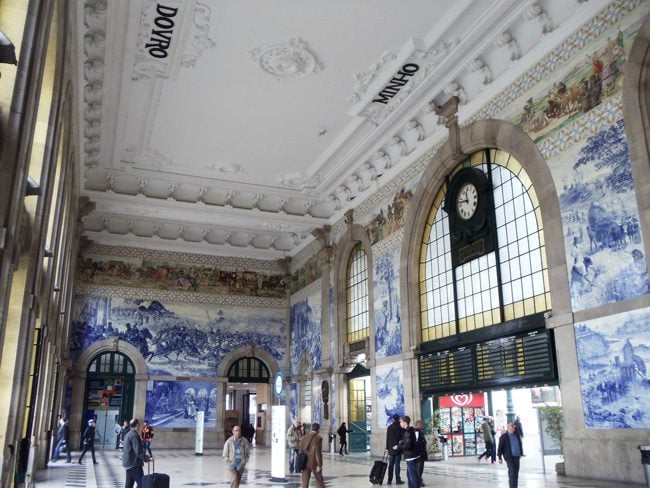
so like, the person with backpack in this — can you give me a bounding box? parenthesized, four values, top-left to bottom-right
(141, 419, 154, 457)
(336, 421, 351, 455)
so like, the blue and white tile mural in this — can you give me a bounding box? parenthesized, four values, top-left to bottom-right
(375, 362, 405, 428)
(146, 380, 216, 428)
(374, 248, 402, 357)
(290, 291, 322, 375)
(575, 307, 650, 429)
(550, 118, 649, 312)
(71, 296, 285, 376)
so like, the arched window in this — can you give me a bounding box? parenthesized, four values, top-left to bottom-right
(419, 149, 551, 341)
(227, 356, 270, 383)
(87, 351, 135, 374)
(346, 244, 369, 343)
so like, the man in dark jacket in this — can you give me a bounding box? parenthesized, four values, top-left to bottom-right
(385, 413, 404, 484)
(78, 418, 98, 465)
(123, 418, 149, 488)
(51, 418, 71, 463)
(394, 416, 419, 488)
(413, 420, 427, 486)
(498, 421, 523, 488)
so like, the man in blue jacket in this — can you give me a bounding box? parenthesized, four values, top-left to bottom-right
(498, 421, 523, 488)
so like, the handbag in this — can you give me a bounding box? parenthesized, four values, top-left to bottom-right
(295, 433, 315, 472)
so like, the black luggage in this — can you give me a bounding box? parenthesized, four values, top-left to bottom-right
(142, 459, 170, 488)
(369, 452, 388, 485)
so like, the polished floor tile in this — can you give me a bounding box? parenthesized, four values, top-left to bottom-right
(36, 446, 637, 487)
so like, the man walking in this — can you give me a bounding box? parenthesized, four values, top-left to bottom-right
(286, 418, 302, 474)
(223, 425, 251, 488)
(478, 417, 495, 463)
(78, 419, 98, 465)
(498, 421, 523, 488)
(385, 413, 404, 485)
(51, 418, 71, 463)
(300, 423, 324, 488)
(123, 418, 149, 488)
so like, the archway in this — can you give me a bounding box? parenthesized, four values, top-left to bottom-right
(70, 338, 148, 448)
(217, 345, 279, 446)
(82, 351, 135, 449)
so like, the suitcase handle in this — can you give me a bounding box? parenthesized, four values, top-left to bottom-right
(147, 457, 154, 474)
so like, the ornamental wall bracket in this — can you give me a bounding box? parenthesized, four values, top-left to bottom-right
(435, 96, 465, 161)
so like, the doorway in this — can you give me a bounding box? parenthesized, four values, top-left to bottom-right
(347, 364, 371, 452)
(225, 356, 269, 445)
(82, 351, 135, 449)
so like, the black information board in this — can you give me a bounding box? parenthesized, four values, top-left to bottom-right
(419, 329, 556, 394)
(419, 346, 474, 393)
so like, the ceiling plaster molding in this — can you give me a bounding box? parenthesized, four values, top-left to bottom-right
(319, 0, 622, 220)
(78, 0, 633, 261)
(84, 242, 286, 273)
(82, 0, 108, 169)
(278, 172, 323, 190)
(132, 0, 216, 81)
(84, 231, 292, 260)
(250, 37, 324, 81)
(85, 178, 332, 217)
(76, 283, 287, 309)
(88, 191, 320, 228)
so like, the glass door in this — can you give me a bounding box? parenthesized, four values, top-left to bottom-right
(348, 378, 367, 452)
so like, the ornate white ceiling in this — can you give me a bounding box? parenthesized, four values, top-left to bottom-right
(74, 0, 610, 259)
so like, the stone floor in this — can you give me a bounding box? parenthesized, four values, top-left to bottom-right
(35, 446, 638, 487)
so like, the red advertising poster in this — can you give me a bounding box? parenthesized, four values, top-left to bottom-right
(438, 393, 485, 408)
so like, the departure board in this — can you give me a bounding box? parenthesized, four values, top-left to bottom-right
(475, 330, 554, 386)
(418, 329, 556, 394)
(419, 346, 474, 393)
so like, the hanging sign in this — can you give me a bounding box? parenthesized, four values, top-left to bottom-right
(438, 393, 485, 408)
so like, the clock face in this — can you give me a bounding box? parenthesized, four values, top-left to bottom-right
(456, 182, 478, 220)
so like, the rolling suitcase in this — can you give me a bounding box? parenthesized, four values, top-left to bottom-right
(369, 452, 388, 485)
(142, 459, 170, 488)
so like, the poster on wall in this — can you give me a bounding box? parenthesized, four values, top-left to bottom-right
(145, 380, 217, 428)
(575, 307, 650, 428)
(375, 362, 405, 427)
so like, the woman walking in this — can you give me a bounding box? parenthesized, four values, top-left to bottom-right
(337, 422, 352, 455)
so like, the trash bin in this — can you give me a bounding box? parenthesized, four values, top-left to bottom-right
(640, 445, 650, 488)
(439, 436, 449, 461)
(329, 434, 336, 454)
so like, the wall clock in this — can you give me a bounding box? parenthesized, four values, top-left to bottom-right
(443, 166, 497, 267)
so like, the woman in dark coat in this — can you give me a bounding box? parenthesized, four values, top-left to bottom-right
(337, 422, 352, 455)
